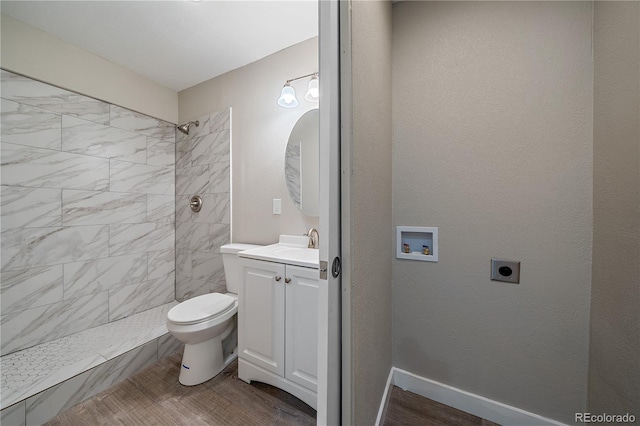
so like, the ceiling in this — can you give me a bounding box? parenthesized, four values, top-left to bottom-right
(1, 1, 318, 92)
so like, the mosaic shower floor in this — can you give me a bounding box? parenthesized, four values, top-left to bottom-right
(0, 301, 177, 410)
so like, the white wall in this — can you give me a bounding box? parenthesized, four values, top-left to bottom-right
(0, 14, 178, 123)
(391, 2, 593, 423)
(178, 38, 319, 245)
(590, 1, 640, 414)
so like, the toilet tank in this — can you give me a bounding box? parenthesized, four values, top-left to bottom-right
(220, 243, 262, 294)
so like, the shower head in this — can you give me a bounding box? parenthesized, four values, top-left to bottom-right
(176, 120, 199, 135)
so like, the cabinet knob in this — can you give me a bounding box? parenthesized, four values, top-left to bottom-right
(285, 278, 291, 284)
(275, 276, 282, 282)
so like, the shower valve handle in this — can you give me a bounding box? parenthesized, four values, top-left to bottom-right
(189, 195, 202, 212)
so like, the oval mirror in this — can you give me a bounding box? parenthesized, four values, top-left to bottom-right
(285, 109, 319, 217)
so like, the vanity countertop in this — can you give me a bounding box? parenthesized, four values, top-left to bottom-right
(239, 235, 319, 269)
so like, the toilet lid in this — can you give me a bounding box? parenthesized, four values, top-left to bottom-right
(168, 293, 235, 324)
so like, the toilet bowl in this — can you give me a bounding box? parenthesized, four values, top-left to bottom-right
(166, 243, 261, 386)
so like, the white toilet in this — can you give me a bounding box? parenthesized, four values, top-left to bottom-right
(166, 243, 261, 386)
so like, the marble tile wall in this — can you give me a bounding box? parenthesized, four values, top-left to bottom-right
(175, 109, 231, 300)
(0, 70, 176, 356)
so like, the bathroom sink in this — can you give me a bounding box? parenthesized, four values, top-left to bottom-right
(271, 247, 319, 263)
(238, 235, 319, 269)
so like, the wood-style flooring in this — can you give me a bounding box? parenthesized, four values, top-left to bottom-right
(48, 350, 499, 426)
(383, 386, 500, 426)
(46, 352, 316, 426)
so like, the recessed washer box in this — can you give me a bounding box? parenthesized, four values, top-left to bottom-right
(396, 226, 438, 262)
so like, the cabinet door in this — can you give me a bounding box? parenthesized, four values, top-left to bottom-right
(285, 265, 319, 392)
(239, 259, 285, 376)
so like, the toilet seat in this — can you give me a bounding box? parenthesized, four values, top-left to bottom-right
(167, 293, 235, 325)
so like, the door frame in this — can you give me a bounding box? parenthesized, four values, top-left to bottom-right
(317, 0, 342, 424)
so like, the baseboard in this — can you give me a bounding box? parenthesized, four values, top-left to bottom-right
(391, 368, 567, 426)
(374, 368, 395, 426)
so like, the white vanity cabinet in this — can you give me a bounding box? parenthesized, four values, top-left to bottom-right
(284, 264, 319, 392)
(238, 257, 319, 409)
(238, 259, 286, 376)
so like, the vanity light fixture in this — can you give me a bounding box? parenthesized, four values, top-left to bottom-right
(304, 74, 319, 102)
(277, 72, 319, 108)
(278, 82, 299, 108)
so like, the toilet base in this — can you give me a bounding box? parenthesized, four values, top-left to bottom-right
(178, 322, 235, 386)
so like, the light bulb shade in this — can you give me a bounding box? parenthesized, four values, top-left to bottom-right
(304, 75, 319, 102)
(278, 84, 298, 108)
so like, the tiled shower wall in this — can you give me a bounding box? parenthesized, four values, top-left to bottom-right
(175, 109, 231, 300)
(0, 70, 176, 356)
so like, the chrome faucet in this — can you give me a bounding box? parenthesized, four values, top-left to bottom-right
(306, 228, 319, 249)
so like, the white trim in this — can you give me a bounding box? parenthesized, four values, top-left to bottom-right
(317, 0, 342, 425)
(374, 368, 395, 426)
(391, 368, 567, 426)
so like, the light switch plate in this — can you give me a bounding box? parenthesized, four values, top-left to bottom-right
(272, 199, 282, 215)
(491, 259, 520, 284)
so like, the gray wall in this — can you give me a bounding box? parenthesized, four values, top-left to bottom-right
(345, 1, 393, 424)
(391, 2, 593, 423)
(0, 70, 176, 356)
(175, 108, 231, 300)
(178, 39, 319, 245)
(590, 1, 640, 414)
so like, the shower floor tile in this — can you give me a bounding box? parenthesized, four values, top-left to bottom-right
(0, 301, 177, 410)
